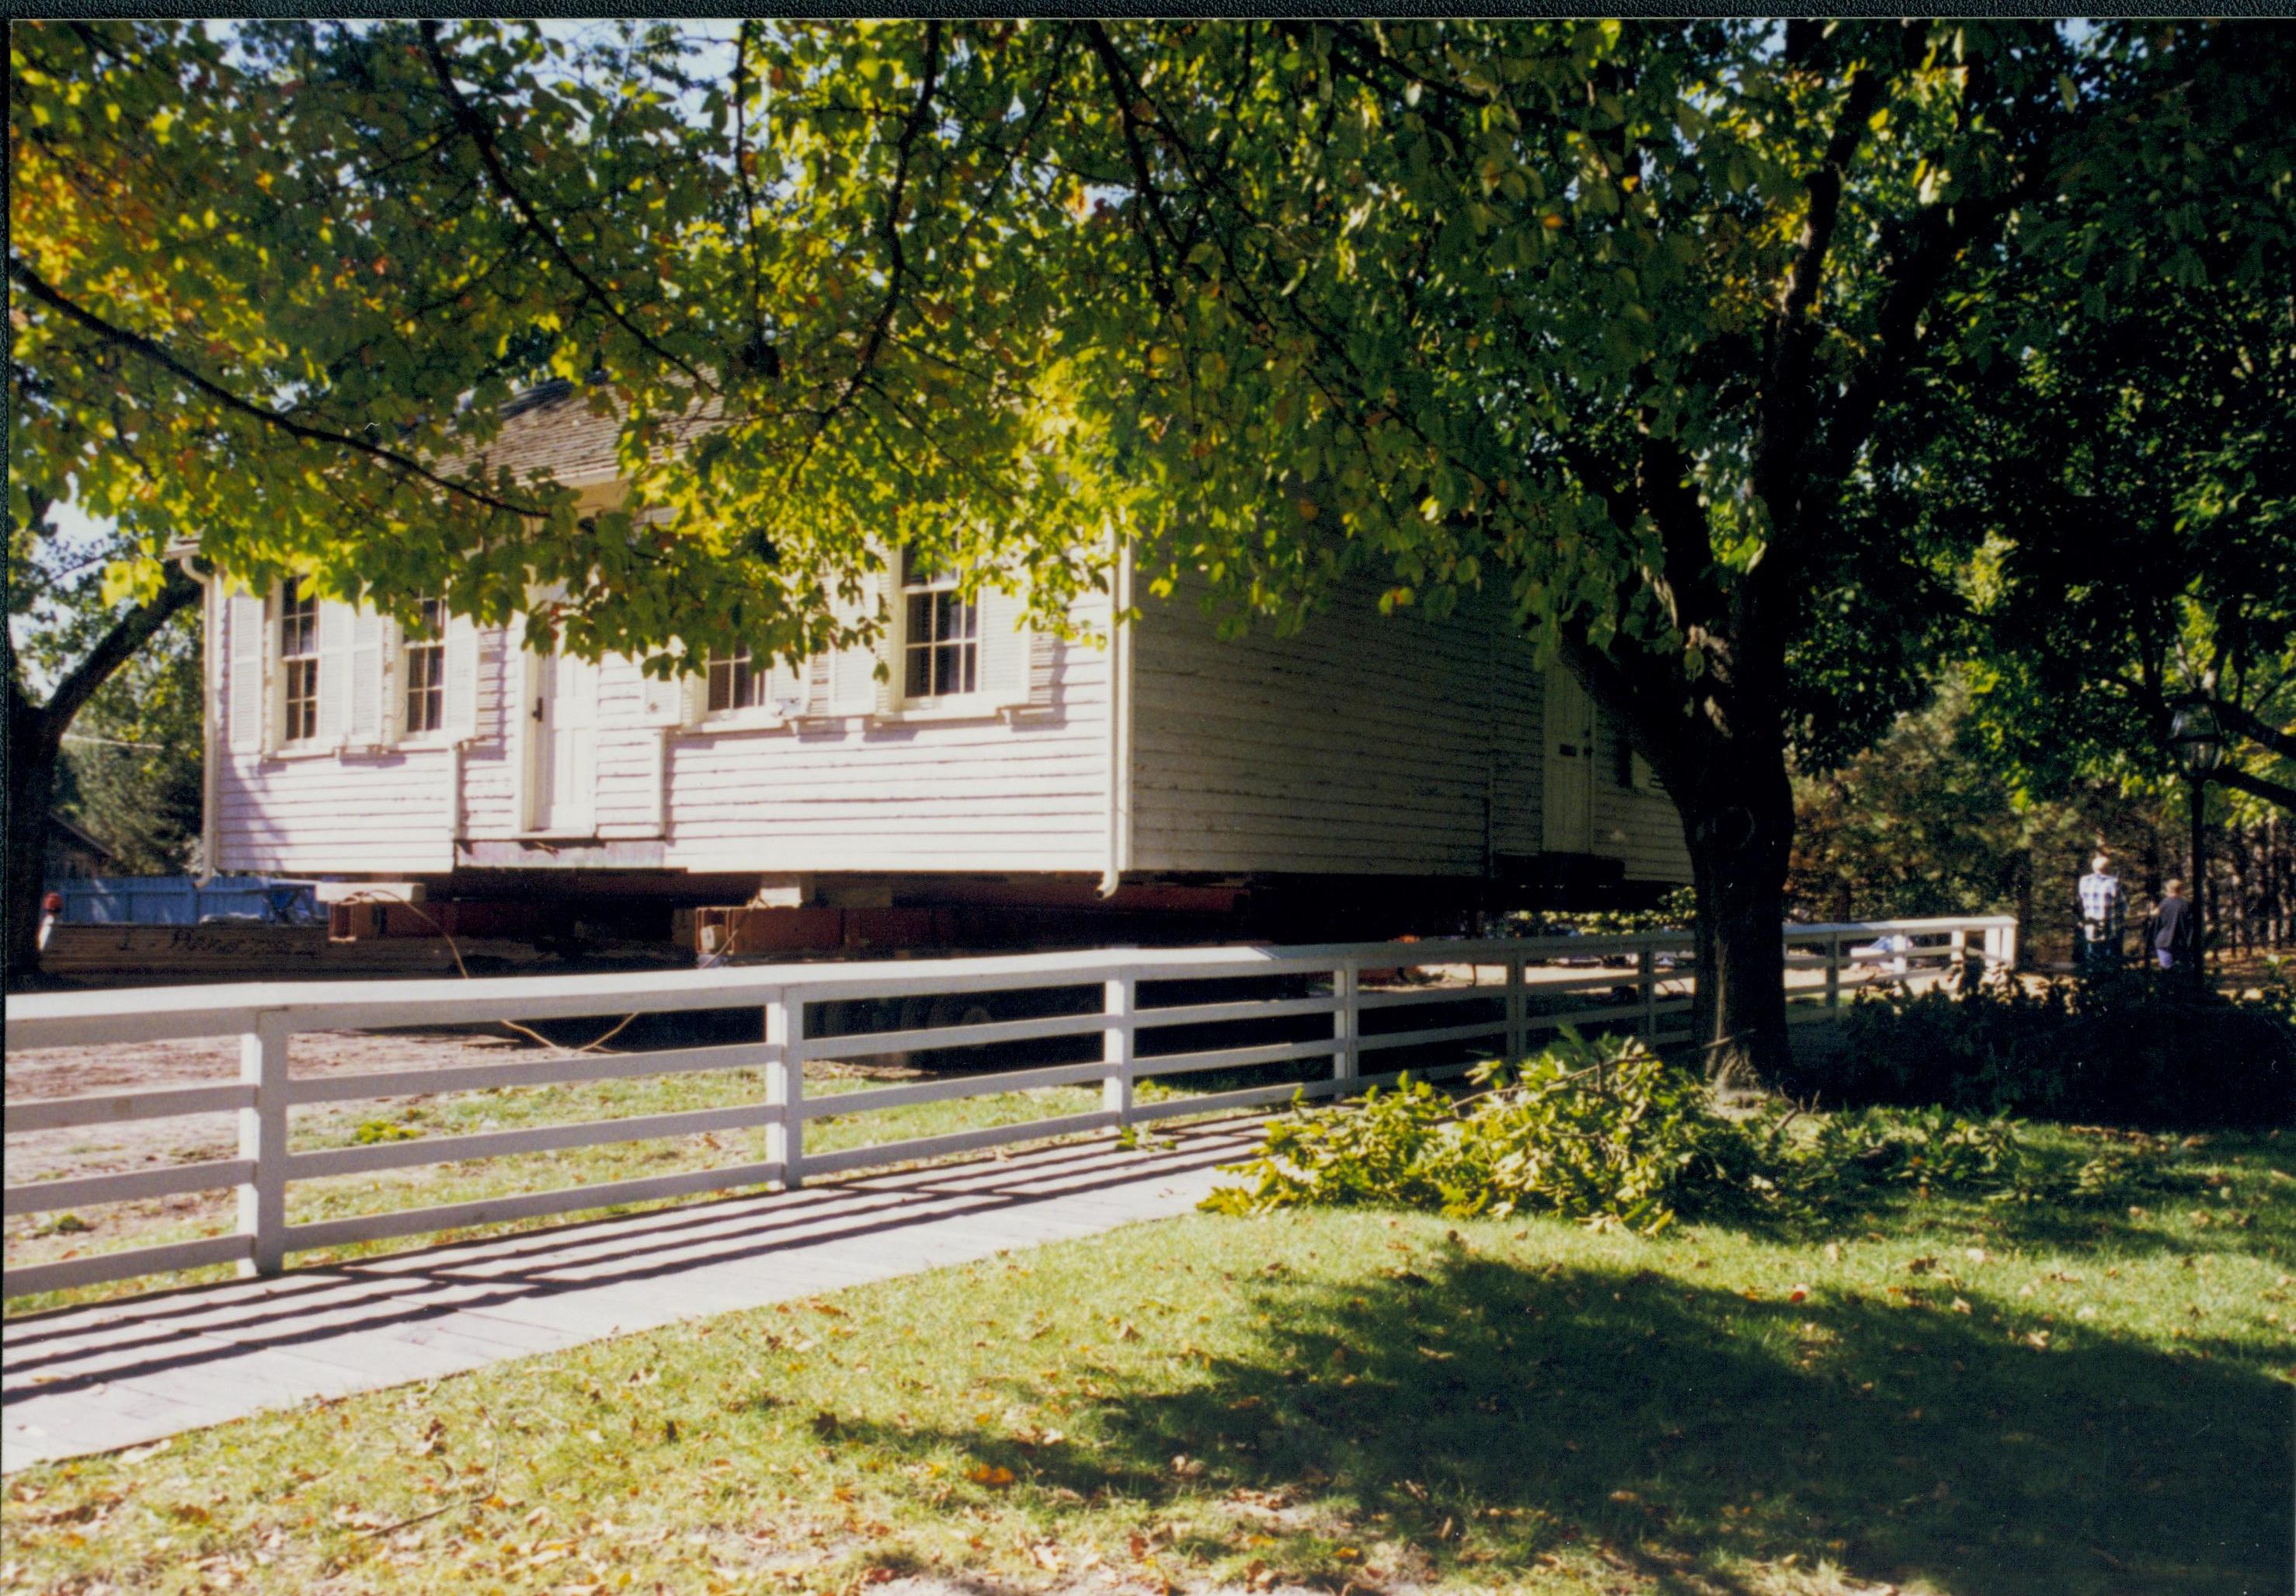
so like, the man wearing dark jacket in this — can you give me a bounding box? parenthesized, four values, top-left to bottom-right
(2149, 879, 2196, 974)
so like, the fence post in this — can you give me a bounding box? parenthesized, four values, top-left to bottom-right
(237, 1013, 289, 1278)
(1639, 944, 1658, 1038)
(1825, 933, 1842, 1010)
(1950, 924, 1969, 984)
(767, 993, 805, 1191)
(1334, 958, 1360, 1088)
(1505, 953, 1526, 1061)
(1103, 973, 1136, 1129)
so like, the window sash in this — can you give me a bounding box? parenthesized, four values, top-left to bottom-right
(402, 597, 446, 736)
(707, 649, 757, 714)
(900, 559, 979, 700)
(279, 586, 319, 742)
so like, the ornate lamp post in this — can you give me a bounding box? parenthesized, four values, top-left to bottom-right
(2169, 698, 2226, 985)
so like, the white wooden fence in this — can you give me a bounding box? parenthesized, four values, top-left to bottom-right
(4, 916, 2013, 1299)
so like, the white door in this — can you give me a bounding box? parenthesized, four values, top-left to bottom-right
(1542, 667, 1595, 854)
(525, 648, 597, 835)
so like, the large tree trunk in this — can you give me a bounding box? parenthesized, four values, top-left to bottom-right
(1680, 742, 1798, 1088)
(4, 699, 65, 989)
(4, 551, 203, 991)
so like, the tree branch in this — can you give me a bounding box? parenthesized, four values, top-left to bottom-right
(2210, 766, 2296, 815)
(2212, 698, 2296, 766)
(37, 562, 201, 744)
(9, 257, 547, 520)
(811, 21, 942, 438)
(419, 20, 715, 398)
(1753, 67, 1887, 519)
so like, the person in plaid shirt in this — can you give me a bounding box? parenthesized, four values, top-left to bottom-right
(2075, 853, 2124, 974)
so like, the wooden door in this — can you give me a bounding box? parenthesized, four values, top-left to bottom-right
(525, 647, 597, 835)
(1542, 666, 1595, 854)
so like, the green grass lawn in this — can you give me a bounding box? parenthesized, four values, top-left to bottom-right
(3, 1059, 1305, 1316)
(5, 1120, 2289, 1596)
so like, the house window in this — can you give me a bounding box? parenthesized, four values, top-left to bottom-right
(279, 582, 320, 743)
(900, 550, 977, 700)
(402, 596, 446, 735)
(707, 648, 759, 713)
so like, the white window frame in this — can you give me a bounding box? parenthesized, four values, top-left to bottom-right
(896, 549, 981, 708)
(276, 581, 322, 747)
(398, 595, 449, 743)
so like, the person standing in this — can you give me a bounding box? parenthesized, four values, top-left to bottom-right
(2075, 854, 2125, 975)
(2150, 878, 2196, 975)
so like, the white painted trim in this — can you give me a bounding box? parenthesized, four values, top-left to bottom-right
(1103, 539, 1134, 895)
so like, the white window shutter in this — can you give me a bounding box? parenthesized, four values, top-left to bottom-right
(872, 566, 899, 717)
(443, 612, 481, 740)
(228, 589, 266, 753)
(349, 608, 387, 746)
(979, 585, 1031, 709)
(827, 586, 881, 717)
(678, 666, 708, 727)
(638, 655, 685, 726)
(764, 656, 807, 719)
(316, 599, 355, 747)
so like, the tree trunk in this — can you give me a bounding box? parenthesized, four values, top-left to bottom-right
(1681, 747, 1797, 1089)
(5, 701, 65, 990)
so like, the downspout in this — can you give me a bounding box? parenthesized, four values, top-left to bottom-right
(1100, 535, 1135, 898)
(182, 553, 219, 884)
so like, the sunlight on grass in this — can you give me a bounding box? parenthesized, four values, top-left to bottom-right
(5, 1125, 2288, 1595)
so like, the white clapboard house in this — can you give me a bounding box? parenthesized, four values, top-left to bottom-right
(195, 382, 1689, 938)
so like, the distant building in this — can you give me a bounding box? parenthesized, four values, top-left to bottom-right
(44, 812, 117, 879)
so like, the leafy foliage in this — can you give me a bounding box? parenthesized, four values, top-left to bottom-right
(1205, 1033, 1766, 1236)
(1204, 1023, 2272, 1236)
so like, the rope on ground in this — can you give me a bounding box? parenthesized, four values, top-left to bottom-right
(330, 889, 638, 1055)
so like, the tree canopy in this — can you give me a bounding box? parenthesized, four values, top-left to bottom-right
(11, 19, 2291, 1054)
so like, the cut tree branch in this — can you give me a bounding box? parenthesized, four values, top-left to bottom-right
(9, 257, 547, 520)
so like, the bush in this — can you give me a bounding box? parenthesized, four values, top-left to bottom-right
(1801, 968, 2294, 1128)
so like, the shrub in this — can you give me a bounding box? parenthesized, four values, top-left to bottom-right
(1803, 968, 2294, 1128)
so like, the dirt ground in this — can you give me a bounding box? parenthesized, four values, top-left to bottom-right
(5, 1028, 534, 1191)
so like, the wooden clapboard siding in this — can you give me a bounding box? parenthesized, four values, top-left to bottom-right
(664, 633, 1110, 874)
(1127, 575, 1525, 876)
(210, 592, 455, 876)
(1127, 574, 1691, 887)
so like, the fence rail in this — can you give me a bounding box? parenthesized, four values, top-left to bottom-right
(4, 916, 2014, 1300)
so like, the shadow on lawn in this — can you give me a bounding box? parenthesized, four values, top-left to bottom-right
(844, 1250, 2288, 1596)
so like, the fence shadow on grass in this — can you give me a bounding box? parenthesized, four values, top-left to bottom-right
(836, 1250, 2288, 1596)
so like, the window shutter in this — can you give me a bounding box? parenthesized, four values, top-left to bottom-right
(638, 654, 684, 726)
(228, 589, 267, 753)
(764, 656, 807, 719)
(443, 613, 481, 740)
(872, 565, 899, 718)
(678, 666, 708, 727)
(349, 609, 387, 746)
(979, 585, 1031, 709)
(827, 586, 880, 717)
(316, 599, 356, 747)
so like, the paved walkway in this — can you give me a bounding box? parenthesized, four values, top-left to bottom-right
(1, 1119, 1265, 1473)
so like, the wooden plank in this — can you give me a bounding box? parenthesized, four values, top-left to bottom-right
(802, 1110, 1119, 1177)
(287, 1038, 784, 1106)
(1133, 1036, 1341, 1077)
(4, 1081, 255, 1134)
(280, 1156, 788, 1254)
(802, 1061, 1111, 1121)
(3, 1233, 255, 1299)
(802, 1010, 1105, 1062)
(287, 1101, 784, 1181)
(2, 1160, 255, 1217)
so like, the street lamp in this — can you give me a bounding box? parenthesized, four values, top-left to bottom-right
(2169, 697, 2225, 986)
(2170, 699, 2226, 776)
